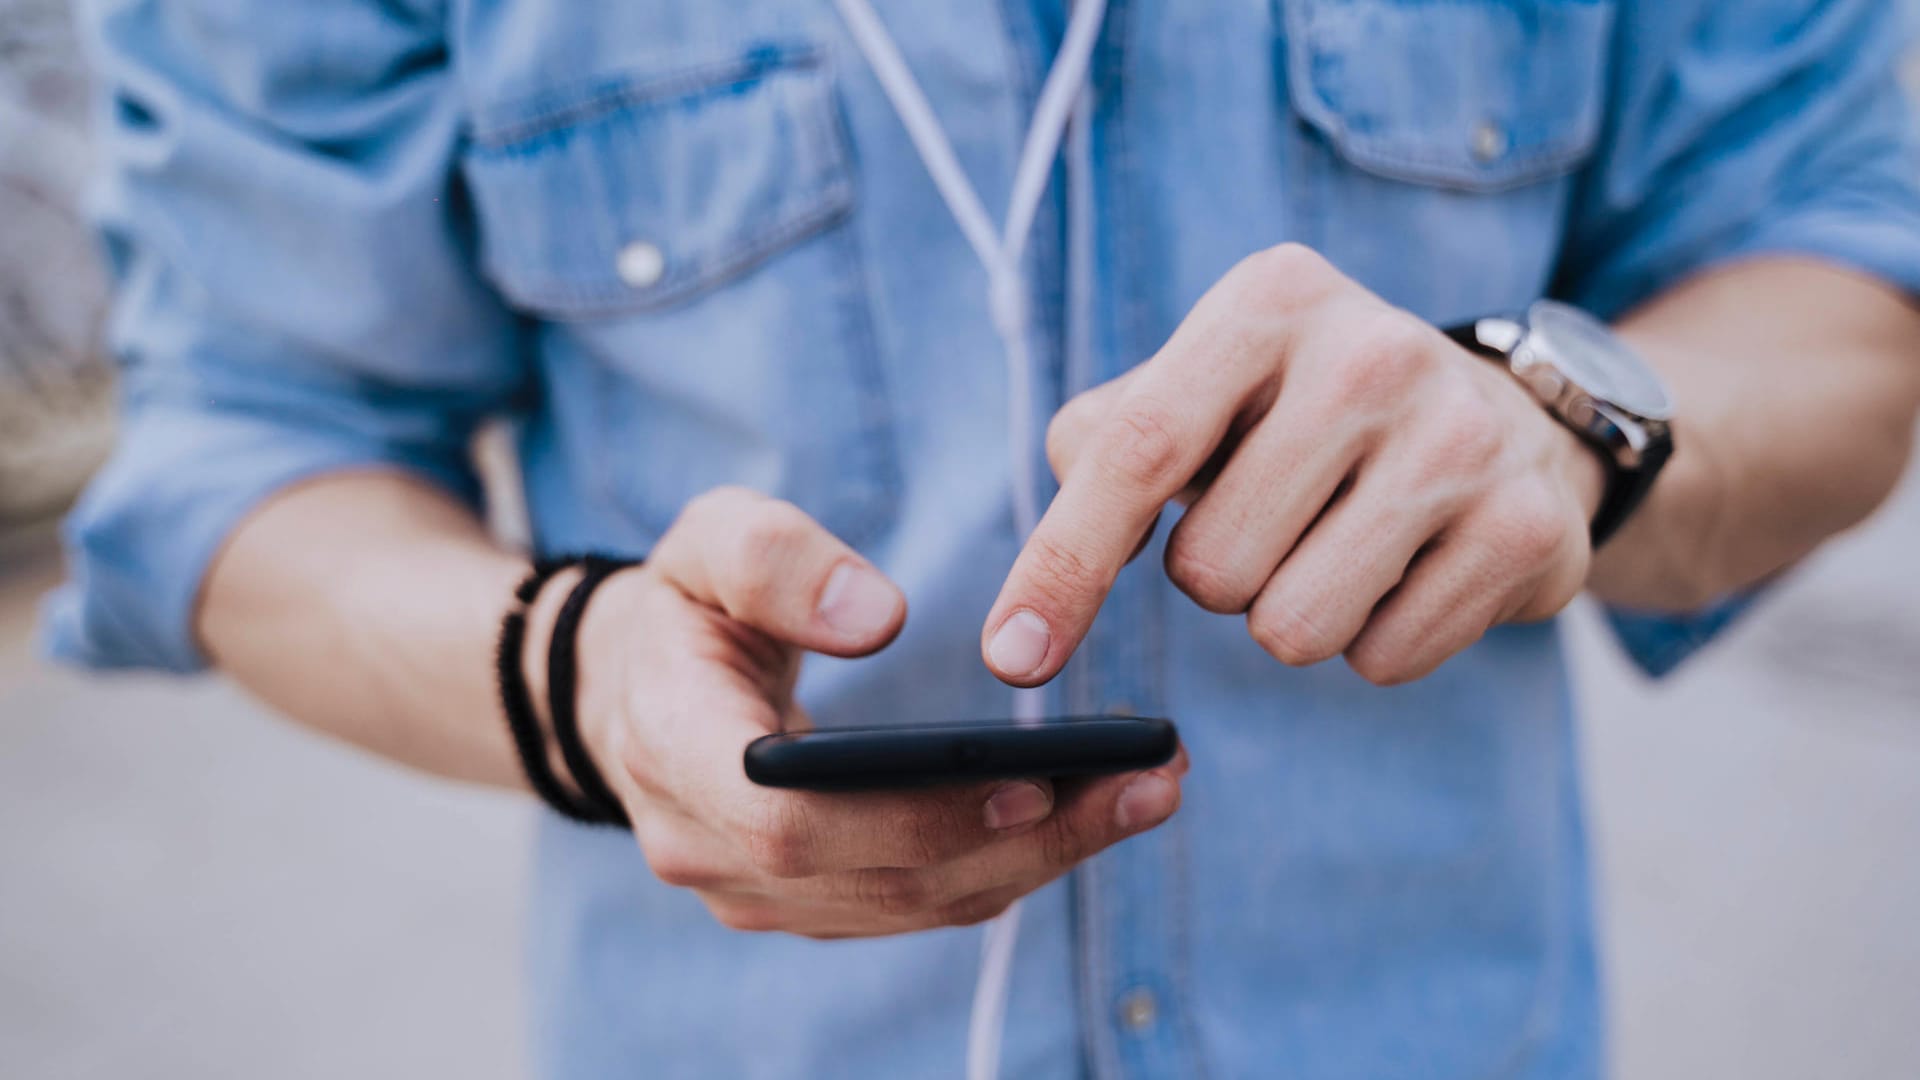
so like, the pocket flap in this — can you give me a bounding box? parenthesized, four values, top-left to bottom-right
(461, 44, 854, 316)
(1283, 0, 1614, 192)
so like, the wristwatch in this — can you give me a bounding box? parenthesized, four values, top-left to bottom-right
(1444, 300, 1675, 548)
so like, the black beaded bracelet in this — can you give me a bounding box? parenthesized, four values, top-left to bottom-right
(543, 555, 638, 827)
(497, 558, 604, 823)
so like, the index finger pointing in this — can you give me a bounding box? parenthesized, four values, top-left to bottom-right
(983, 390, 1226, 686)
(983, 244, 1342, 685)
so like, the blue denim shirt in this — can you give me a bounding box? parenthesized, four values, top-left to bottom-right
(47, 1, 1920, 1076)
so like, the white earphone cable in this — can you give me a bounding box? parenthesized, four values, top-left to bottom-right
(830, 2, 1107, 1077)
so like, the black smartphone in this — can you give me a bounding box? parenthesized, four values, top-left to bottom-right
(743, 715, 1178, 791)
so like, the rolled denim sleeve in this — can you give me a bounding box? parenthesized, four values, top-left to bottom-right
(42, 0, 524, 672)
(1550, 0, 1920, 676)
(1558, 0, 1920, 313)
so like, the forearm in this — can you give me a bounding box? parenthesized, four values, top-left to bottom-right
(1592, 258, 1920, 610)
(196, 470, 534, 789)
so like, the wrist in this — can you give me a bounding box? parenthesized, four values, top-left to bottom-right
(1467, 343, 1608, 534)
(520, 565, 584, 731)
(568, 564, 649, 790)
(512, 558, 641, 823)
(1552, 424, 1608, 528)
(519, 564, 585, 792)
(1586, 427, 1730, 610)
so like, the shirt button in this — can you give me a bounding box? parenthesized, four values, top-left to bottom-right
(1105, 700, 1137, 717)
(616, 240, 666, 288)
(1116, 987, 1158, 1032)
(1469, 120, 1509, 163)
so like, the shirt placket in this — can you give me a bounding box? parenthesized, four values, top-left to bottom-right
(1065, 1, 1206, 1072)
(1070, 554, 1204, 1079)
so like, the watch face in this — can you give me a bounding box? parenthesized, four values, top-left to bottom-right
(1526, 300, 1675, 420)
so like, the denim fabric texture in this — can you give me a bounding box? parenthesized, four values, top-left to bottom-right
(44, 1, 1920, 1077)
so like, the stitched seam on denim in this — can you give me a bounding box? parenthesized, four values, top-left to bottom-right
(502, 185, 854, 318)
(1106, 6, 1206, 1070)
(1094, 18, 1132, 1080)
(1480, 643, 1583, 1079)
(1272, 0, 1327, 254)
(1109, 0, 1148, 390)
(1077, 848, 1121, 1079)
(1071, 0, 1123, 1055)
(821, 197, 901, 550)
(1318, 137, 1599, 192)
(1142, 532, 1211, 1077)
(582, 206, 877, 542)
(469, 45, 824, 149)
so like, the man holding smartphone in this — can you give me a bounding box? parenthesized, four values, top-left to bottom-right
(49, 0, 1920, 1076)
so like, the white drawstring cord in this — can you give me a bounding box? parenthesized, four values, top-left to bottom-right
(830, 0, 1002, 270)
(831, 2, 1107, 1077)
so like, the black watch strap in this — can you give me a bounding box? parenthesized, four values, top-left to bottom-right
(1586, 431, 1669, 548)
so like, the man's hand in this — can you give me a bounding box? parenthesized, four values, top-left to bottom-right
(982, 244, 1606, 688)
(574, 487, 1185, 939)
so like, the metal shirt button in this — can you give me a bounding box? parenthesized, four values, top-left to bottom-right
(615, 240, 666, 288)
(1470, 120, 1509, 163)
(1117, 987, 1158, 1032)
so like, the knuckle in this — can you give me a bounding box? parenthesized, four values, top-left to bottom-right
(648, 854, 710, 890)
(640, 829, 719, 890)
(937, 891, 1016, 929)
(1489, 487, 1570, 566)
(683, 484, 758, 530)
(896, 796, 973, 867)
(1512, 552, 1589, 623)
(1038, 813, 1095, 870)
(1332, 317, 1431, 406)
(727, 501, 815, 609)
(851, 868, 934, 917)
(1045, 415, 1072, 478)
(1247, 596, 1342, 666)
(1237, 242, 1335, 308)
(709, 900, 781, 934)
(1021, 532, 1102, 599)
(1046, 394, 1100, 476)
(735, 500, 812, 570)
(1346, 638, 1413, 687)
(741, 798, 816, 879)
(1423, 398, 1504, 478)
(1102, 397, 1188, 492)
(1164, 538, 1258, 614)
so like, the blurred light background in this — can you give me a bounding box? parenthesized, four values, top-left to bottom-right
(2, 2, 1916, 1077)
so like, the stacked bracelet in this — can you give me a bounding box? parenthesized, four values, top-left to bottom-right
(496, 554, 637, 827)
(543, 556, 634, 826)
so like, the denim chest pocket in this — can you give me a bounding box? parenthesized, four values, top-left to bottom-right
(460, 43, 899, 547)
(1278, 0, 1615, 318)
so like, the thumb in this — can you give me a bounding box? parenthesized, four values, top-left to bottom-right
(651, 486, 907, 657)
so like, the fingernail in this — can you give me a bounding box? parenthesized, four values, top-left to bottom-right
(987, 610, 1051, 678)
(1114, 773, 1177, 831)
(984, 781, 1053, 830)
(818, 563, 899, 639)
